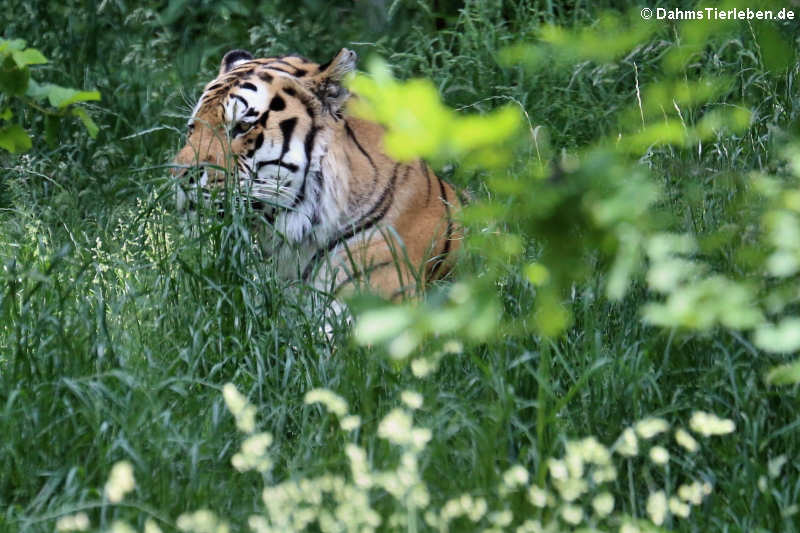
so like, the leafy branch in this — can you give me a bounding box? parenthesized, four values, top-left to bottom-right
(0, 38, 100, 153)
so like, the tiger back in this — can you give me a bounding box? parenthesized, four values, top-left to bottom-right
(173, 48, 460, 300)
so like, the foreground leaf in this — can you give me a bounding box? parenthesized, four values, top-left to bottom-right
(0, 124, 32, 153)
(766, 360, 800, 386)
(72, 107, 99, 138)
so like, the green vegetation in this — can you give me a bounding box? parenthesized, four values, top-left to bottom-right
(1, 1, 798, 532)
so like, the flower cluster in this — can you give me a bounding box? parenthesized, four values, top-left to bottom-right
(77, 385, 736, 533)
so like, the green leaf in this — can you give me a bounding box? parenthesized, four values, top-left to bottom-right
(0, 39, 27, 54)
(46, 85, 101, 108)
(24, 78, 48, 101)
(0, 123, 32, 153)
(72, 107, 99, 138)
(11, 48, 48, 67)
(766, 359, 800, 386)
(0, 56, 30, 96)
(0, 108, 11, 121)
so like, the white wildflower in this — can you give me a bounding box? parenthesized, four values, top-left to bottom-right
(555, 478, 588, 502)
(144, 519, 163, 533)
(442, 340, 463, 353)
(56, 513, 90, 532)
(674, 428, 699, 452)
(232, 432, 273, 472)
(411, 427, 432, 450)
(401, 390, 424, 410)
(616, 427, 639, 456)
(689, 411, 735, 436)
(304, 388, 348, 417)
(592, 465, 618, 483)
(560, 504, 583, 525)
(468, 497, 488, 522)
(564, 443, 585, 478)
(548, 458, 569, 480)
(678, 482, 705, 505)
(110, 522, 136, 533)
(620, 522, 641, 533)
(177, 510, 228, 533)
(635, 417, 669, 439)
(489, 510, 513, 527)
(502, 465, 530, 489)
(340, 415, 361, 431)
(592, 492, 615, 517)
(411, 357, 437, 378)
(105, 461, 135, 503)
(528, 485, 551, 507)
(768, 455, 787, 478)
(345, 444, 372, 488)
(222, 383, 256, 433)
(649, 445, 670, 465)
(646, 490, 667, 526)
(516, 519, 544, 533)
(669, 496, 691, 518)
(577, 436, 611, 465)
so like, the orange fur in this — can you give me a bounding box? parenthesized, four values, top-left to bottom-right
(173, 48, 460, 300)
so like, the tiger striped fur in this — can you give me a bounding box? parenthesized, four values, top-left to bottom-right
(173, 48, 460, 300)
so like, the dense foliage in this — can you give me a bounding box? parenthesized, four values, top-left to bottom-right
(1, 1, 798, 532)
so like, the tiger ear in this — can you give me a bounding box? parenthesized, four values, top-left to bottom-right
(307, 48, 357, 115)
(219, 49, 253, 75)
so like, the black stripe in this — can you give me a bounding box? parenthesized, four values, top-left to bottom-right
(258, 110, 270, 127)
(258, 72, 273, 83)
(254, 132, 264, 150)
(401, 165, 412, 184)
(311, 171, 323, 225)
(291, 125, 319, 208)
(429, 178, 453, 280)
(344, 120, 376, 172)
(269, 95, 286, 111)
(302, 164, 399, 281)
(420, 161, 432, 206)
(244, 108, 259, 117)
(303, 126, 319, 175)
(256, 159, 299, 173)
(241, 82, 257, 91)
(283, 87, 296, 96)
(279, 118, 297, 158)
(230, 94, 249, 109)
(294, 68, 308, 77)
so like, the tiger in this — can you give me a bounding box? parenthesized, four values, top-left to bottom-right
(173, 48, 461, 302)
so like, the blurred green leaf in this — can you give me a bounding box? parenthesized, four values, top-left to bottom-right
(753, 23, 793, 73)
(10, 47, 47, 67)
(0, 56, 30, 96)
(0, 38, 26, 54)
(45, 84, 101, 108)
(0, 123, 32, 153)
(766, 359, 800, 385)
(349, 58, 520, 167)
(72, 107, 99, 138)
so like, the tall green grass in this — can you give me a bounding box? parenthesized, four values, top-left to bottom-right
(1, 1, 799, 532)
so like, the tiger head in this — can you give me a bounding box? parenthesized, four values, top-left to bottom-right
(173, 48, 357, 225)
